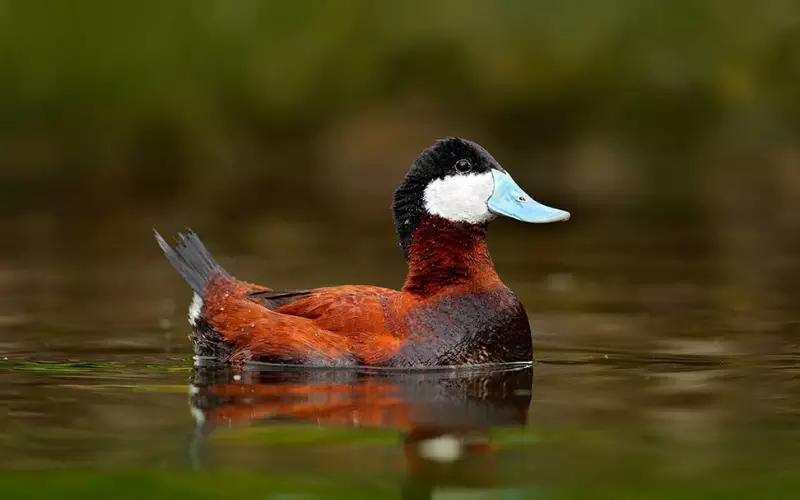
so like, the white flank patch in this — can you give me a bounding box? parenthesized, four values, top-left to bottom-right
(417, 434, 463, 463)
(423, 172, 495, 224)
(188, 293, 203, 326)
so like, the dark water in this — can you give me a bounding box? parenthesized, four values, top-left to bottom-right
(0, 213, 798, 498)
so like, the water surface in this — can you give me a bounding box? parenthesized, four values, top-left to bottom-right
(0, 216, 797, 498)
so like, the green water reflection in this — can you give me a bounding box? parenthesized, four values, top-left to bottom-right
(0, 350, 797, 498)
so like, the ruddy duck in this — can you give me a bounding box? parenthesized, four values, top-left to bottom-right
(156, 137, 569, 367)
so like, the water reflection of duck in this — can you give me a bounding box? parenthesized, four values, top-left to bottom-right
(156, 138, 569, 367)
(189, 365, 532, 495)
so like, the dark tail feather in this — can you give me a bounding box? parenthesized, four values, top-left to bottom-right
(154, 229, 230, 295)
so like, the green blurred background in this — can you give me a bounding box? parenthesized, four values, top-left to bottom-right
(1, 0, 799, 361)
(3, 0, 799, 226)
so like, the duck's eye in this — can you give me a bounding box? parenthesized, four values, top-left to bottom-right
(454, 159, 472, 173)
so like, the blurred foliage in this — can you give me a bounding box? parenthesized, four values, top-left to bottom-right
(1, 0, 800, 214)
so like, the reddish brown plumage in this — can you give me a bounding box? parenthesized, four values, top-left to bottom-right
(203, 279, 398, 365)
(197, 217, 528, 366)
(402, 216, 501, 296)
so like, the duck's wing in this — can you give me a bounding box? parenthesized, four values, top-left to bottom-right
(203, 277, 401, 366)
(246, 289, 313, 309)
(273, 285, 401, 337)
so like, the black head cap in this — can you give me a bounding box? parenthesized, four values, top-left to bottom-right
(392, 137, 504, 259)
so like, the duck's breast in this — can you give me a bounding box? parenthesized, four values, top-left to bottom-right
(390, 286, 532, 367)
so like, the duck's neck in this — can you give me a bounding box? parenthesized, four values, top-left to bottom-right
(402, 216, 501, 296)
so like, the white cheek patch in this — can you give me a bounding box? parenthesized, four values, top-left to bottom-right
(423, 172, 495, 224)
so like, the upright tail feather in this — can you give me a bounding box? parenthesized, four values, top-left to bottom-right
(154, 229, 230, 295)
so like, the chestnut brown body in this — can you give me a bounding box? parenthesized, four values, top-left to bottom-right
(188, 217, 531, 367)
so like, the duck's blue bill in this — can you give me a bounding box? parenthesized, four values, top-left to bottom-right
(488, 170, 570, 223)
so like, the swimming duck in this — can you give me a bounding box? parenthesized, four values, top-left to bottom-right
(156, 137, 569, 367)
